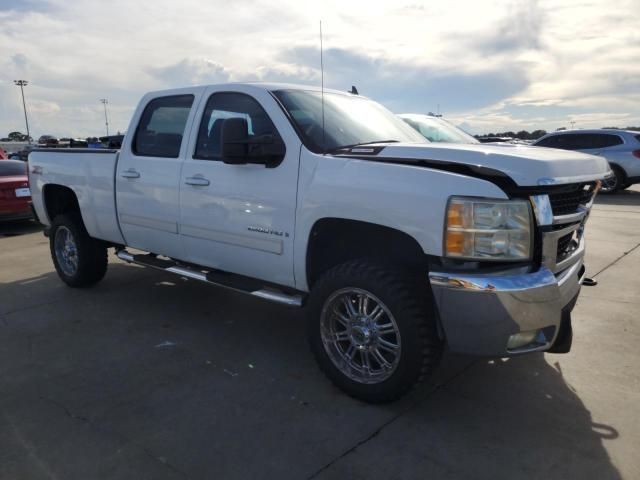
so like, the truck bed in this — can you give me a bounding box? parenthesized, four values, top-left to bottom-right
(29, 149, 125, 245)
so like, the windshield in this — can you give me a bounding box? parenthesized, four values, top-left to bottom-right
(400, 115, 479, 144)
(0, 160, 27, 176)
(273, 90, 427, 153)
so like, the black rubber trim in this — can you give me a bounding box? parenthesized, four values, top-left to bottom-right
(547, 290, 579, 354)
(31, 148, 119, 154)
(336, 154, 518, 192)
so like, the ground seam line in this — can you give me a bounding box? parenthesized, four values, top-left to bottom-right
(40, 396, 192, 479)
(305, 359, 479, 479)
(593, 242, 640, 278)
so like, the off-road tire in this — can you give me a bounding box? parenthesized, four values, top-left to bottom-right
(49, 213, 108, 287)
(307, 259, 442, 403)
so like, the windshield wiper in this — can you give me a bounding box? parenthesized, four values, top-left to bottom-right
(327, 140, 400, 154)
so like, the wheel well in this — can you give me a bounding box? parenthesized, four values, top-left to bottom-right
(306, 218, 427, 288)
(610, 163, 627, 181)
(43, 184, 81, 221)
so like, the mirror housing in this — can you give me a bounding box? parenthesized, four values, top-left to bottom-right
(221, 117, 249, 165)
(221, 117, 286, 168)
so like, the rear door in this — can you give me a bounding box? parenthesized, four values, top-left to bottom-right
(116, 91, 200, 259)
(179, 86, 301, 288)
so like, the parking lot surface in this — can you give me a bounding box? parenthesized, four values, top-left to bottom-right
(1, 188, 639, 480)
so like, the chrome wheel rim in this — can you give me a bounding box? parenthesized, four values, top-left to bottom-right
(54, 226, 78, 276)
(320, 288, 401, 384)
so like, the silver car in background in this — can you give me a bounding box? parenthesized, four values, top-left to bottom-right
(398, 114, 479, 144)
(532, 129, 640, 193)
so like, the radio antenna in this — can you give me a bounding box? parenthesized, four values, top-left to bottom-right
(320, 20, 326, 155)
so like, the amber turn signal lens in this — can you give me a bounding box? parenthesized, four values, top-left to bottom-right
(446, 231, 465, 254)
(447, 202, 465, 228)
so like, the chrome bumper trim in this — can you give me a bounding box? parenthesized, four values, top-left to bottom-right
(429, 260, 584, 356)
(429, 267, 556, 293)
(530, 194, 553, 226)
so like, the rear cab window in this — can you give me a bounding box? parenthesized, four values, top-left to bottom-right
(132, 94, 194, 158)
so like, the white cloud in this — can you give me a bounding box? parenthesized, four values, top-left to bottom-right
(0, 0, 638, 137)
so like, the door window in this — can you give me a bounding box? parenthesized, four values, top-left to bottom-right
(537, 133, 623, 151)
(133, 94, 194, 158)
(535, 136, 562, 148)
(538, 134, 589, 150)
(589, 134, 623, 148)
(194, 92, 280, 160)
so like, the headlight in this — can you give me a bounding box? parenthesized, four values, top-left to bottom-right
(445, 197, 533, 261)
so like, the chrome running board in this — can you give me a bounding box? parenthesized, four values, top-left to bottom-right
(115, 249, 303, 307)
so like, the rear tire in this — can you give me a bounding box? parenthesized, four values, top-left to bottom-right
(49, 214, 108, 287)
(307, 260, 442, 403)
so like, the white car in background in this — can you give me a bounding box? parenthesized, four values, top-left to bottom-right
(398, 114, 479, 144)
(533, 129, 640, 193)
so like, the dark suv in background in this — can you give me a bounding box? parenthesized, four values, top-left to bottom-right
(533, 129, 640, 192)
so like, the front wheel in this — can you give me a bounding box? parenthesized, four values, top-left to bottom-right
(601, 166, 625, 194)
(50, 214, 108, 287)
(307, 260, 442, 403)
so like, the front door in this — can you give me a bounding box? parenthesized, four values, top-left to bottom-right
(116, 92, 198, 259)
(179, 87, 301, 288)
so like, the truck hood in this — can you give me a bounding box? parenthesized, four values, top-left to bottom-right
(367, 143, 610, 187)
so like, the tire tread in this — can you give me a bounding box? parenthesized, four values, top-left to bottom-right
(307, 259, 441, 403)
(50, 213, 108, 288)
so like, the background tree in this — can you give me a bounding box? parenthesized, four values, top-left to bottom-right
(6, 132, 32, 141)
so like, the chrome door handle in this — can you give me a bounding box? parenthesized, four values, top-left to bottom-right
(121, 169, 140, 179)
(185, 176, 210, 186)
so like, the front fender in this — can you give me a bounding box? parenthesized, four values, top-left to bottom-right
(293, 150, 508, 291)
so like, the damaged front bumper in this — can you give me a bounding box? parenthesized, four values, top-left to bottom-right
(429, 253, 585, 357)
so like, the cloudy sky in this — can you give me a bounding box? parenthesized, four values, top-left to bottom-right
(1, 0, 639, 138)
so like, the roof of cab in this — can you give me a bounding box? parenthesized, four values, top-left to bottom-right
(145, 82, 359, 99)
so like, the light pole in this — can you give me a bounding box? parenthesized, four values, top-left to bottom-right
(100, 98, 110, 136)
(13, 80, 31, 144)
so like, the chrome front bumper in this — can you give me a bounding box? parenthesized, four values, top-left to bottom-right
(429, 258, 585, 356)
(429, 191, 593, 357)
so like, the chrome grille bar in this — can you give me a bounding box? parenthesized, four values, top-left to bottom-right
(530, 193, 593, 274)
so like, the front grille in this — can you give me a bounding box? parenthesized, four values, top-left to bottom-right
(548, 183, 597, 216)
(557, 231, 578, 263)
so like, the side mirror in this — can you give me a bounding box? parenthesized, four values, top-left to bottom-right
(221, 117, 286, 168)
(221, 117, 249, 164)
(248, 134, 286, 168)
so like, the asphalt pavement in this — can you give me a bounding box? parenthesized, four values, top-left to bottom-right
(1, 187, 639, 480)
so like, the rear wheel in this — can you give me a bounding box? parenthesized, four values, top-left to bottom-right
(307, 260, 442, 403)
(50, 214, 108, 287)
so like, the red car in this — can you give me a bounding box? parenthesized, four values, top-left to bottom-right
(0, 160, 33, 221)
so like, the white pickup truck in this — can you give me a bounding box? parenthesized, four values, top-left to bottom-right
(29, 83, 608, 402)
